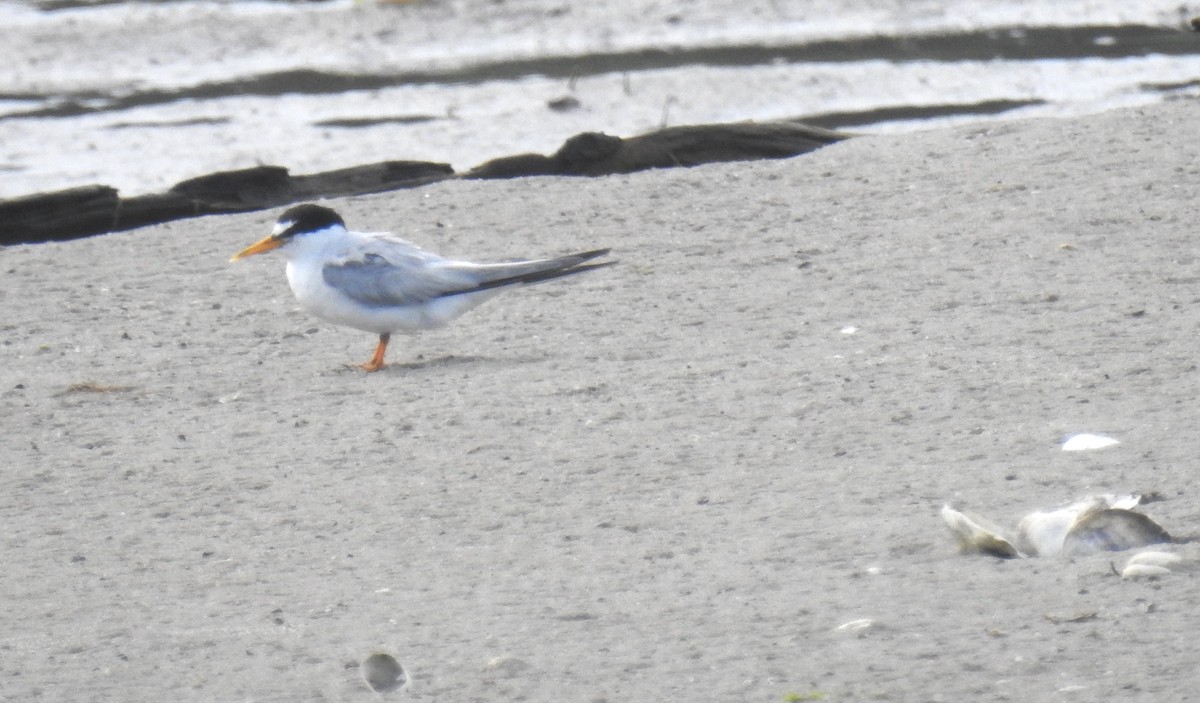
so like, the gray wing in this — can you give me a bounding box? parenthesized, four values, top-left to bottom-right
(322, 248, 477, 307)
(323, 244, 613, 307)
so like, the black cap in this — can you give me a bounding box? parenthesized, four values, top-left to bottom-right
(274, 204, 346, 239)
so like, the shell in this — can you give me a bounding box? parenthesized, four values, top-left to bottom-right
(1122, 563, 1172, 580)
(1062, 508, 1171, 557)
(944, 494, 1170, 559)
(361, 652, 407, 693)
(941, 505, 1021, 558)
(1126, 550, 1184, 569)
(1061, 433, 1120, 451)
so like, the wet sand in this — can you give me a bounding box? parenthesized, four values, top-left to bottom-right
(4, 99, 1200, 700)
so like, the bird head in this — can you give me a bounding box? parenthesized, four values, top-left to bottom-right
(230, 204, 346, 261)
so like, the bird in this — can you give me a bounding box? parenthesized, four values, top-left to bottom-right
(230, 203, 614, 372)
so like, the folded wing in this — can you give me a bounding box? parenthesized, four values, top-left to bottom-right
(323, 248, 613, 308)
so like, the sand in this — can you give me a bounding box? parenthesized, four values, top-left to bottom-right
(4, 100, 1200, 701)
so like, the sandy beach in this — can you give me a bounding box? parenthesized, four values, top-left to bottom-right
(4, 97, 1200, 700)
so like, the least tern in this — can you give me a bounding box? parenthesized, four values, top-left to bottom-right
(231, 203, 614, 372)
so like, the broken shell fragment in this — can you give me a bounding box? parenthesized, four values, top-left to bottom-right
(361, 652, 407, 693)
(1121, 549, 1188, 579)
(943, 494, 1171, 559)
(1061, 433, 1120, 451)
(1062, 508, 1171, 557)
(833, 618, 880, 637)
(1122, 563, 1172, 579)
(941, 505, 1020, 558)
(1125, 550, 1184, 569)
(1017, 495, 1149, 557)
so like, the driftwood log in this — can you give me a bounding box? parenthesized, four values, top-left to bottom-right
(466, 121, 849, 178)
(0, 162, 453, 245)
(1, 121, 848, 245)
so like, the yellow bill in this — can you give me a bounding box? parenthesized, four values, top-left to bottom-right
(230, 236, 285, 261)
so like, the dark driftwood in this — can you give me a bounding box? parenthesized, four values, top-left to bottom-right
(287, 162, 453, 201)
(466, 121, 849, 179)
(0, 161, 453, 246)
(0, 185, 122, 244)
(1, 121, 846, 246)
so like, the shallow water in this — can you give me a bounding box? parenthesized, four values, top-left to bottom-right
(0, 0, 1197, 197)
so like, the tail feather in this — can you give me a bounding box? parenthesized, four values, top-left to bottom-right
(439, 249, 614, 298)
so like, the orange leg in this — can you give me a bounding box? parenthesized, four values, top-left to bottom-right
(358, 333, 391, 372)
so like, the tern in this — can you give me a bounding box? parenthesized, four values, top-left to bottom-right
(231, 203, 614, 372)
